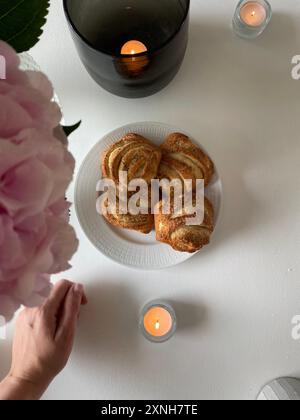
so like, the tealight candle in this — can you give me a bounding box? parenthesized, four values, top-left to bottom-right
(121, 40, 148, 55)
(140, 301, 177, 343)
(240, 2, 267, 27)
(233, 0, 272, 39)
(119, 40, 149, 76)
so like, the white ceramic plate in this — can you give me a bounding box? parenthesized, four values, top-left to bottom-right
(75, 122, 222, 270)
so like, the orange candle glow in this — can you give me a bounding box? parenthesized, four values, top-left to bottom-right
(119, 40, 149, 76)
(121, 40, 148, 55)
(144, 306, 173, 338)
(240, 2, 267, 27)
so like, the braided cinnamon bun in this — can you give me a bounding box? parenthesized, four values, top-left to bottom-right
(101, 196, 154, 234)
(158, 133, 214, 187)
(102, 133, 162, 185)
(155, 196, 214, 253)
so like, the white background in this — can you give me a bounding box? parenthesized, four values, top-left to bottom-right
(1, 0, 300, 400)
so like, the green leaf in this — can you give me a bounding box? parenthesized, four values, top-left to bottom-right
(62, 121, 82, 137)
(0, 0, 50, 53)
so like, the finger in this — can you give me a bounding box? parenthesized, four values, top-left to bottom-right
(81, 290, 88, 305)
(55, 284, 83, 343)
(42, 280, 73, 317)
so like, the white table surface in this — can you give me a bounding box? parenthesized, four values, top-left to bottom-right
(1, 0, 300, 401)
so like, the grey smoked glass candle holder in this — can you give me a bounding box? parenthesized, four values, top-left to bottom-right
(232, 0, 272, 39)
(63, 0, 190, 98)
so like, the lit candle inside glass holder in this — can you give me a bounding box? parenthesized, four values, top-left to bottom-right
(233, 0, 272, 39)
(63, 0, 190, 98)
(119, 40, 149, 77)
(140, 301, 177, 343)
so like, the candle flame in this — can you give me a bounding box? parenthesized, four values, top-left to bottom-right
(155, 320, 160, 330)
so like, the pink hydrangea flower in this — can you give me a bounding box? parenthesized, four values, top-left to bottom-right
(0, 41, 78, 321)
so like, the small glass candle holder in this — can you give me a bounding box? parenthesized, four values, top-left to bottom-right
(140, 300, 177, 343)
(232, 0, 272, 39)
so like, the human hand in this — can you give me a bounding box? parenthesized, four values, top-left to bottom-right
(0, 280, 87, 400)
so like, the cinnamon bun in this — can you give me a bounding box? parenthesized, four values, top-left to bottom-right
(102, 133, 162, 185)
(155, 196, 214, 253)
(101, 196, 154, 234)
(158, 133, 214, 187)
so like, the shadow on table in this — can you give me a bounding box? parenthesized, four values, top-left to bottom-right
(170, 300, 208, 333)
(72, 280, 214, 399)
(75, 280, 209, 358)
(75, 280, 141, 366)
